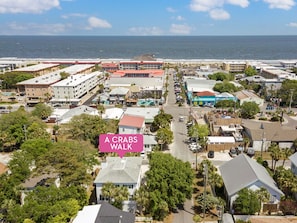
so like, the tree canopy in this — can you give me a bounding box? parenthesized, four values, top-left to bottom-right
(208, 72, 234, 81)
(0, 108, 50, 151)
(31, 103, 53, 120)
(233, 188, 261, 215)
(0, 71, 34, 89)
(144, 152, 194, 220)
(244, 66, 257, 76)
(213, 81, 240, 93)
(240, 101, 260, 119)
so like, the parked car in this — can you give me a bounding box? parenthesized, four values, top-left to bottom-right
(229, 148, 237, 158)
(179, 116, 185, 122)
(207, 150, 214, 158)
(246, 148, 255, 157)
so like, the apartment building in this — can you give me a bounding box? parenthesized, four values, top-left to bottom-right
(223, 61, 247, 73)
(110, 69, 164, 78)
(16, 64, 96, 105)
(50, 71, 102, 105)
(119, 61, 163, 70)
(14, 63, 60, 76)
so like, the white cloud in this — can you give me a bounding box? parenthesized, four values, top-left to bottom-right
(209, 9, 230, 20)
(189, 0, 249, 11)
(128, 26, 163, 35)
(87, 16, 111, 29)
(170, 24, 192, 35)
(176, 15, 185, 21)
(0, 0, 60, 14)
(166, 7, 176, 13)
(287, 22, 297, 27)
(263, 0, 295, 10)
(189, 0, 248, 20)
(6, 22, 69, 34)
(61, 13, 86, 19)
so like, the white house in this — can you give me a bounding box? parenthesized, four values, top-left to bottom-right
(94, 157, 143, 203)
(118, 114, 145, 134)
(219, 154, 284, 210)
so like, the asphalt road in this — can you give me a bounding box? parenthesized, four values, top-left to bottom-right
(163, 72, 200, 223)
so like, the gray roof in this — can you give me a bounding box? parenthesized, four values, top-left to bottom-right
(289, 152, 297, 166)
(185, 79, 218, 92)
(219, 154, 283, 196)
(96, 202, 135, 223)
(59, 105, 99, 124)
(109, 87, 129, 95)
(73, 203, 135, 223)
(144, 135, 157, 145)
(94, 157, 142, 184)
(124, 107, 160, 123)
(243, 121, 297, 141)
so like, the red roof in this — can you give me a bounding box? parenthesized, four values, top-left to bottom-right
(119, 114, 145, 128)
(196, 91, 215, 96)
(112, 69, 164, 77)
(102, 63, 118, 68)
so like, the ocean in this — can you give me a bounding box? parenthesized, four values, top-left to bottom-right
(0, 35, 297, 60)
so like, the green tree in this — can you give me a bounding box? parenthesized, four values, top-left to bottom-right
(278, 80, 297, 107)
(20, 138, 53, 161)
(213, 81, 239, 93)
(255, 187, 270, 214)
(208, 72, 233, 81)
(59, 71, 70, 80)
(35, 141, 94, 187)
(240, 101, 260, 119)
(0, 71, 34, 89)
(188, 124, 209, 150)
(155, 127, 173, 149)
(193, 214, 202, 223)
(101, 182, 129, 209)
(134, 185, 150, 216)
(0, 108, 48, 151)
(64, 114, 117, 146)
(233, 188, 261, 215)
(244, 66, 257, 76)
(268, 143, 282, 172)
(151, 110, 173, 132)
(31, 103, 53, 120)
(281, 147, 293, 167)
(145, 152, 194, 220)
(274, 167, 297, 198)
(196, 193, 220, 213)
(7, 186, 82, 223)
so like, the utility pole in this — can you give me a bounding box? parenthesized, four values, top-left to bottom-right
(289, 89, 294, 113)
(203, 163, 208, 220)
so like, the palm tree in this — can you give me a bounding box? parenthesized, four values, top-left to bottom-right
(208, 172, 223, 195)
(134, 186, 150, 216)
(281, 147, 293, 167)
(113, 186, 129, 209)
(255, 187, 270, 214)
(268, 143, 282, 172)
(243, 136, 250, 152)
(101, 182, 116, 203)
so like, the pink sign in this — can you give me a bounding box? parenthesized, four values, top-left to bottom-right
(99, 134, 144, 158)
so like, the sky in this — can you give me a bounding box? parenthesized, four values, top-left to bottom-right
(0, 0, 297, 36)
